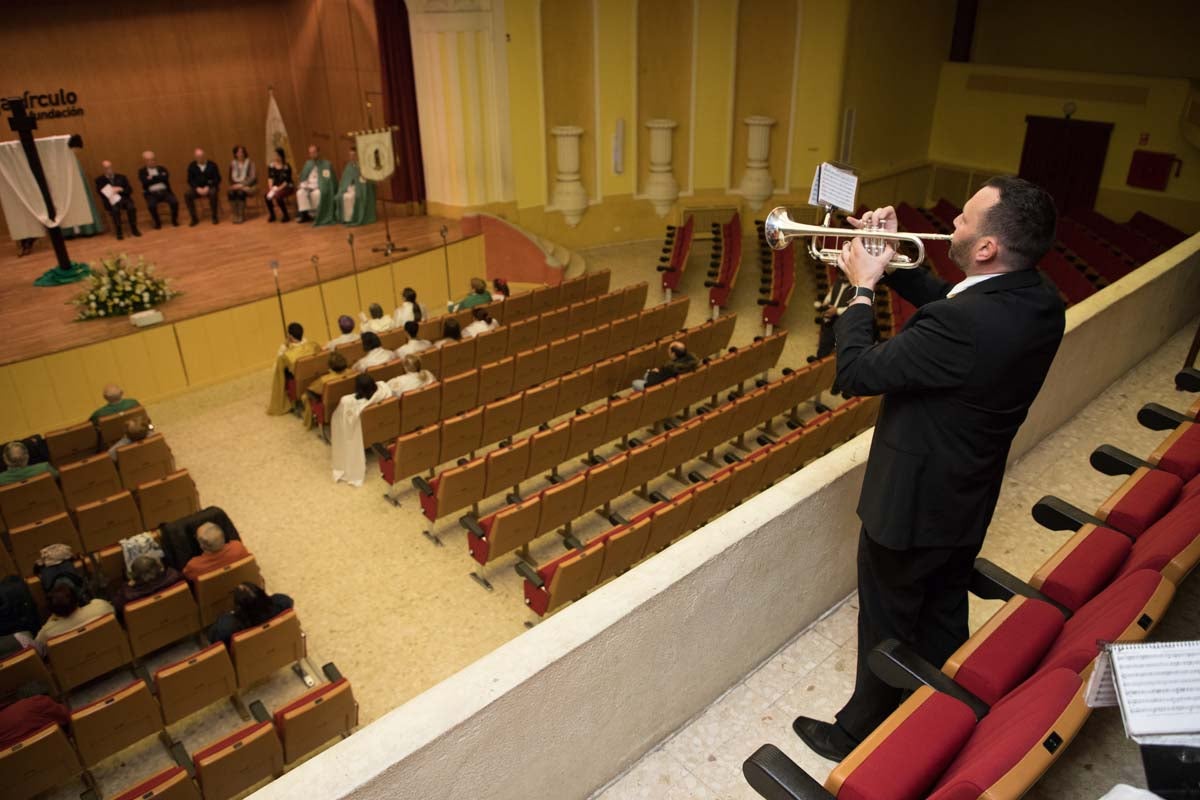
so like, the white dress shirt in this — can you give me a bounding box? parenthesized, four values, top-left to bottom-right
(353, 348, 395, 373)
(325, 332, 358, 350)
(946, 273, 1003, 298)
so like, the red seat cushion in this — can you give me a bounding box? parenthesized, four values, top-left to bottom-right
(110, 766, 189, 800)
(1180, 473, 1200, 504)
(928, 668, 1081, 799)
(274, 678, 347, 729)
(951, 599, 1064, 706)
(837, 691, 977, 800)
(1038, 526, 1132, 611)
(1107, 469, 1182, 536)
(419, 475, 442, 521)
(1158, 424, 1200, 482)
(1117, 494, 1200, 580)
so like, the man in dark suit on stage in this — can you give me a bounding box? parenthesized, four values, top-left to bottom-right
(793, 176, 1066, 761)
(95, 160, 140, 240)
(185, 148, 221, 226)
(138, 150, 179, 229)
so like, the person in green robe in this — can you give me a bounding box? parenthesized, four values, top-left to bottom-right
(0, 442, 58, 485)
(337, 147, 377, 227)
(448, 278, 494, 312)
(89, 384, 140, 423)
(295, 144, 338, 226)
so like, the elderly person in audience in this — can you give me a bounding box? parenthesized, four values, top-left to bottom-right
(331, 374, 393, 486)
(462, 307, 499, 339)
(359, 303, 396, 334)
(353, 331, 395, 373)
(113, 554, 183, 619)
(449, 277, 492, 312)
(208, 583, 294, 647)
(182, 523, 250, 582)
(393, 287, 426, 326)
(303, 352, 350, 429)
(433, 318, 462, 348)
(108, 417, 151, 462)
(632, 340, 699, 391)
(326, 315, 358, 350)
(0, 442, 57, 485)
(34, 587, 115, 646)
(395, 321, 432, 358)
(386, 355, 436, 396)
(268, 322, 322, 415)
(90, 383, 139, 423)
(0, 683, 70, 750)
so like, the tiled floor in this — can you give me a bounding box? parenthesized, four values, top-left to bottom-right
(594, 321, 1200, 799)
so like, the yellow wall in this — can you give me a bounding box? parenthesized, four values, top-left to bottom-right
(637, 0, 692, 196)
(730, 0, 798, 193)
(541, 0, 597, 203)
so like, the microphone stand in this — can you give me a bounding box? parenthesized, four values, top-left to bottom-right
(439, 225, 452, 309)
(311, 255, 332, 337)
(347, 233, 364, 312)
(270, 260, 287, 338)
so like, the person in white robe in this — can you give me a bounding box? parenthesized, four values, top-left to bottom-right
(385, 355, 436, 396)
(352, 331, 395, 373)
(359, 303, 395, 334)
(462, 308, 500, 339)
(396, 321, 433, 359)
(392, 287, 427, 327)
(331, 374, 393, 487)
(325, 315, 359, 350)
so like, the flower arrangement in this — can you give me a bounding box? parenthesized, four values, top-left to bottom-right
(71, 255, 179, 320)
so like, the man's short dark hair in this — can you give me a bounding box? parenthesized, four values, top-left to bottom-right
(369, 303, 384, 319)
(287, 322, 304, 341)
(361, 331, 381, 351)
(981, 176, 1057, 271)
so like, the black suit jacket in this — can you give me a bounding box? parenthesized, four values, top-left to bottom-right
(187, 161, 221, 190)
(834, 267, 1065, 550)
(137, 165, 174, 195)
(94, 173, 134, 209)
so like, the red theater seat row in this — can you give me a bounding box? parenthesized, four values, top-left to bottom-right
(658, 215, 695, 292)
(707, 212, 742, 310)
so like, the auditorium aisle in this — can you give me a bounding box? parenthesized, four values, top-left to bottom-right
(592, 321, 1200, 800)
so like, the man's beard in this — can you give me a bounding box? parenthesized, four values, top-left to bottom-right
(949, 234, 976, 270)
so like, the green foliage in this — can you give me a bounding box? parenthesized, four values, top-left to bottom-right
(71, 254, 180, 320)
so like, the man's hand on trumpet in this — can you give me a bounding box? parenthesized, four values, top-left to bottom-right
(837, 237, 895, 308)
(847, 205, 898, 233)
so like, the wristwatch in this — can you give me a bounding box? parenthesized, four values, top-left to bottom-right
(851, 286, 875, 302)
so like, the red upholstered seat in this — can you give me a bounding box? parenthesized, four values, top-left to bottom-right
(949, 598, 1064, 706)
(1115, 494, 1200, 582)
(110, 766, 191, 800)
(192, 721, 273, 764)
(1182, 473, 1200, 504)
(273, 679, 347, 729)
(1105, 468, 1182, 536)
(285, 377, 297, 403)
(418, 474, 442, 521)
(1037, 526, 1131, 611)
(1156, 424, 1200, 482)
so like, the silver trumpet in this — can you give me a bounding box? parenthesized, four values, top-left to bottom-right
(764, 206, 952, 269)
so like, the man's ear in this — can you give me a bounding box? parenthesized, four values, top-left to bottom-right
(975, 235, 999, 263)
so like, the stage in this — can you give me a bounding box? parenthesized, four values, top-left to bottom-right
(0, 207, 466, 367)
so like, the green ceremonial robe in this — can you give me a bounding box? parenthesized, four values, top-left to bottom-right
(300, 159, 338, 226)
(89, 397, 139, 423)
(337, 162, 377, 226)
(63, 156, 104, 238)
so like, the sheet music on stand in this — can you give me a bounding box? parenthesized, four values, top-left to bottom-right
(807, 162, 858, 212)
(1087, 640, 1200, 747)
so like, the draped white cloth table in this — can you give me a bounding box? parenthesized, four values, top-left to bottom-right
(0, 134, 92, 240)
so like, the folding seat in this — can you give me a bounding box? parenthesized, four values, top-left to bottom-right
(724, 388, 768, 443)
(567, 407, 610, 463)
(623, 343, 658, 386)
(755, 330, 788, 374)
(380, 426, 440, 488)
(530, 284, 561, 315)
(635, 380, 679, 430)
(709, 313, 736, 353)
(575, 325, 611, 369)
(565, 299, 597, 336)
(359, 396, 400, 448)
(537, 472, 586, 537)
(590, 355, 627, 398)
(419, 345, 442, 377)
(334, 338, 367, 364)
(114, 435, 176, 491)
(438, 338, 476, 379)
(525, 421, 569, 480)
(124, 579, 202, 658)
(193, 555, 263, 626)
(547, 333, 581, 377)
(45, 612, 132, 690)
(70, 678, 163, 766)
(635, 304, 666, 344)
(581, 454, 627, 513)
(660, 296, 690, 336)
(513, 345, 550, 393)
(699, 351, 737, 402)
(603, 393, 643, 445)
(592, 292, 623, 327)
(684, 470, 732, 531)
(559, 274, 588, 305)
(379, 328, 408, 351)
(597, 517, 651, 583)
(723, 452, 769, 508)
(473, 326, 508, 367)
(503, 290, 533, 323)
(231, 609, 305, 689)
(622, 437, 667, 494)
(292, 352, 330, 401)
(477, 422, 533, 498)
(437, 407, 483, 463)
(465, 496, 542, 566)
(192, 720, 283, 800)
(792, 412, 838, 469)
(56, 446, 121, 510)
(135, 469, 200, 530)
(97, 405, 150, 447)
(518, 540, 604, 617)
(399, 381, 440, 434)
(585, 269, 611, 298)
(555, 367, 594, 417)
(760, 435, 802, 487)
(367, 358, 406, 384)
(643, 494, 693, 553)
(417, 316, 443, 342)
(439, 370, 479, 419)
(518, 379, 560, 433)
(8, 512, 83, 575)
(606, 314, 638, 358)
(0, 472, 65, 531)
(481, 394, 522, 446)
(44, 421, 99, 467)
(536, 307, 568, 346)
(318, 373, 358, 425)
(0, 722, 87, 800)
(74, 490, 142, 553)
(155, 642, 237, 724)
(0, 646, 57, 699)
(269, 674, 358, 765)
(1140, 421, 1200, 482)
(477, 356, 515, 405)
(505, 317, 539, 356)
(416, 458, 486, 522)
(110, 766, 200, 800)
(660, 418, 704, 475)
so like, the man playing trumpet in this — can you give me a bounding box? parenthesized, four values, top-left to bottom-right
(793, 177, 1066, 761)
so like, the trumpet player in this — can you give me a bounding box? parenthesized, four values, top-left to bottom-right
(793, 177, 1066, 762)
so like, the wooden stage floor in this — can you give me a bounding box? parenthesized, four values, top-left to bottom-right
(0, 209, 464, 366)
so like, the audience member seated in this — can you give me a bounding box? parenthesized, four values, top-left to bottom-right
(433, 319, 463, 348)
(326, 315, 358, 350)
(0, 576, 42, 654)
(0, 683, 69, 750)
(208, 582, 294, 647)
(632, 340, 699, 390)
(95, 160, 141, 241)
(359, 303, 395, 334)
(0, 631, 41, 658)
(386, 355, 435, 396)
(353, 332, 395, 373)
(35, 544, 89, 601)
(393, 287, 426, 326)
(332, 374, 393, 487)
(113, 554, 183, 619)
(463, 307, 499, 338)
(0, 441, 57, 485)
(396, 321, 432, 358)
(90, 383, 139, 423)
(107, 417, 151, 461)
(491, 278, 511, 301)
(182, 523, 251, 582)
(138, 150, 180, 229)
(303, 352, 350, 429)
(268, 322, 322, 415)
(34, 586, 115, 646)
(449, 277, 492, 312)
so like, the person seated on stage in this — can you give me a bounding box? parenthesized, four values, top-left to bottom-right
(182, 522, 251, 583)
(396, 321, 433, 358)
(227, 145, 257, 225)
(138, 151, 180, 229)
(449, 277, 493, 312)
(337, 145, 377, 227)
(0, 683, 70, 750)
(95, 160, 141, 241)
(386, 354, 436, 396)
(433, 318, 463, 348)
(296, 144, 337, 225)
(463, 307, 499, 339)
(491, 278, 511, 301)
(302, 352, 349, 429)
(208, 582, 294, 648)
(359, 303, 396, 334)
(107, 417, 150, 462)
(264, 147, 293, 223)
(90, 384, 140, 424)
(632, 340, 699, 391)
(112, 554, 183, 620)
(353, 331, 395, 373)
(267, 322, 322, 415)
(392, 287, 426, 326)
(325, 315, 358, 350)
(34, 586, 115, 646)
(0, 442, 57, 485)
(185, 148, 222, 226)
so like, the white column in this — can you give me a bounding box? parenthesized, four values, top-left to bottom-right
(738, 115, 777, 211)
(550, 125, 588, 226)
(644, 118, 679, 217)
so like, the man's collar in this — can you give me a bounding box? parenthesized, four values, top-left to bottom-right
(954, 268, 1041, 297)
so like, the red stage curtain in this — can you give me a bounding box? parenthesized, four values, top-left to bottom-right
(375, 0, 426, 206)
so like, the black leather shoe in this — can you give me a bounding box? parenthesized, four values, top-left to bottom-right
(792, 716, 857, 762)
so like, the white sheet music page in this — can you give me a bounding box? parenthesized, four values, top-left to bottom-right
(1110, 640, 1200, 742)
(816, 163, 858, 212)
(1085, 651, 1118, 708)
